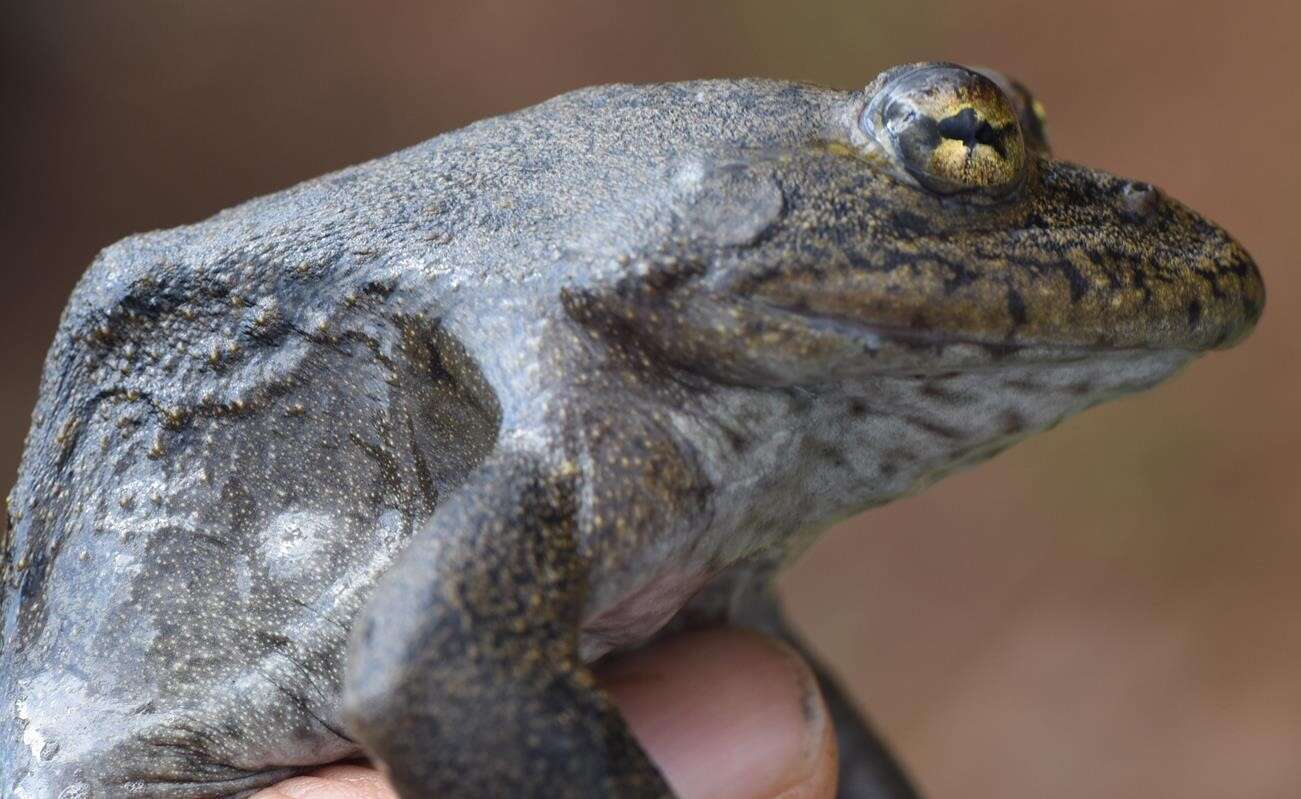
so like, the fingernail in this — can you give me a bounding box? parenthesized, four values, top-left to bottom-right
(600, 628, 837, 799)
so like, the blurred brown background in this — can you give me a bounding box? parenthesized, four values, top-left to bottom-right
(2, 1, 1297, 797)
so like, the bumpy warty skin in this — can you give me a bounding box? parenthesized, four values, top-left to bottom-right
(1, 68, 1263, 798)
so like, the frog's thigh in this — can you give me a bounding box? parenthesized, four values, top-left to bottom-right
(342, 453, 674, 799)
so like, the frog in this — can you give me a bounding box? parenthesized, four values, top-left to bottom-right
(0, 62, 1264, 799)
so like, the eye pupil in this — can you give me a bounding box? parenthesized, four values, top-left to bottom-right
(937, 108, 1004, 156)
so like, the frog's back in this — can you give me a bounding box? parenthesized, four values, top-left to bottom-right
(39, 79, 832, 360)
(0, 76, 847, 797)
(10, 76, 838, 479)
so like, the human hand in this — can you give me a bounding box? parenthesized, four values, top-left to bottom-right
(252, 628, 837, 799)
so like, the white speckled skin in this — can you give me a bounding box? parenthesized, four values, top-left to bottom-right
(0, 66, 1261, 799)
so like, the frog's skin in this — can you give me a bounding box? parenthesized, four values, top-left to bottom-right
(0, 63, 1263, 799)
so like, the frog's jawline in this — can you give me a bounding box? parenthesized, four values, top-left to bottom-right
(773, 302, 1195, 366)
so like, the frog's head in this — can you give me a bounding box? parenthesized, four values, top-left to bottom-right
(571, 63, 1264, 389)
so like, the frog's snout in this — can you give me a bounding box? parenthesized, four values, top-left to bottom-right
(1196, 238, 1263, 350)
(980, 161, 1266, 353)
(1117, 179, 1265, 351)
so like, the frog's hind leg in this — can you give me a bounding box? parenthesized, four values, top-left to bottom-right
(341, 452, 674, 799)
(733, 584, 923, 799)
(808, 648, 923, 799)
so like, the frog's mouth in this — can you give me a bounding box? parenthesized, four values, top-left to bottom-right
(661, 290, 1198, 388)
(753, 299, 1177, 366)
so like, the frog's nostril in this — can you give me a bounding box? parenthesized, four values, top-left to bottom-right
(1120, 180, 1160, 220)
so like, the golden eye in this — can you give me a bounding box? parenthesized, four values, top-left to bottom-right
(973, 67, 1051, 156)
(860, 64, 1027, 196)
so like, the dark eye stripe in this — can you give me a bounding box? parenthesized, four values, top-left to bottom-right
(936, 108, 1006, 156)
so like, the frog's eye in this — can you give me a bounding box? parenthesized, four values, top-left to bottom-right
(973, 67, 1051, 156)
(860, 64, 1027, 196)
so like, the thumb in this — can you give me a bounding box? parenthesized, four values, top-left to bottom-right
(253, 628, 837, 799)
(603, 628, 838, 799)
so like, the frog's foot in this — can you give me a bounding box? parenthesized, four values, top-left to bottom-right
(342, 452, 674, 799)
